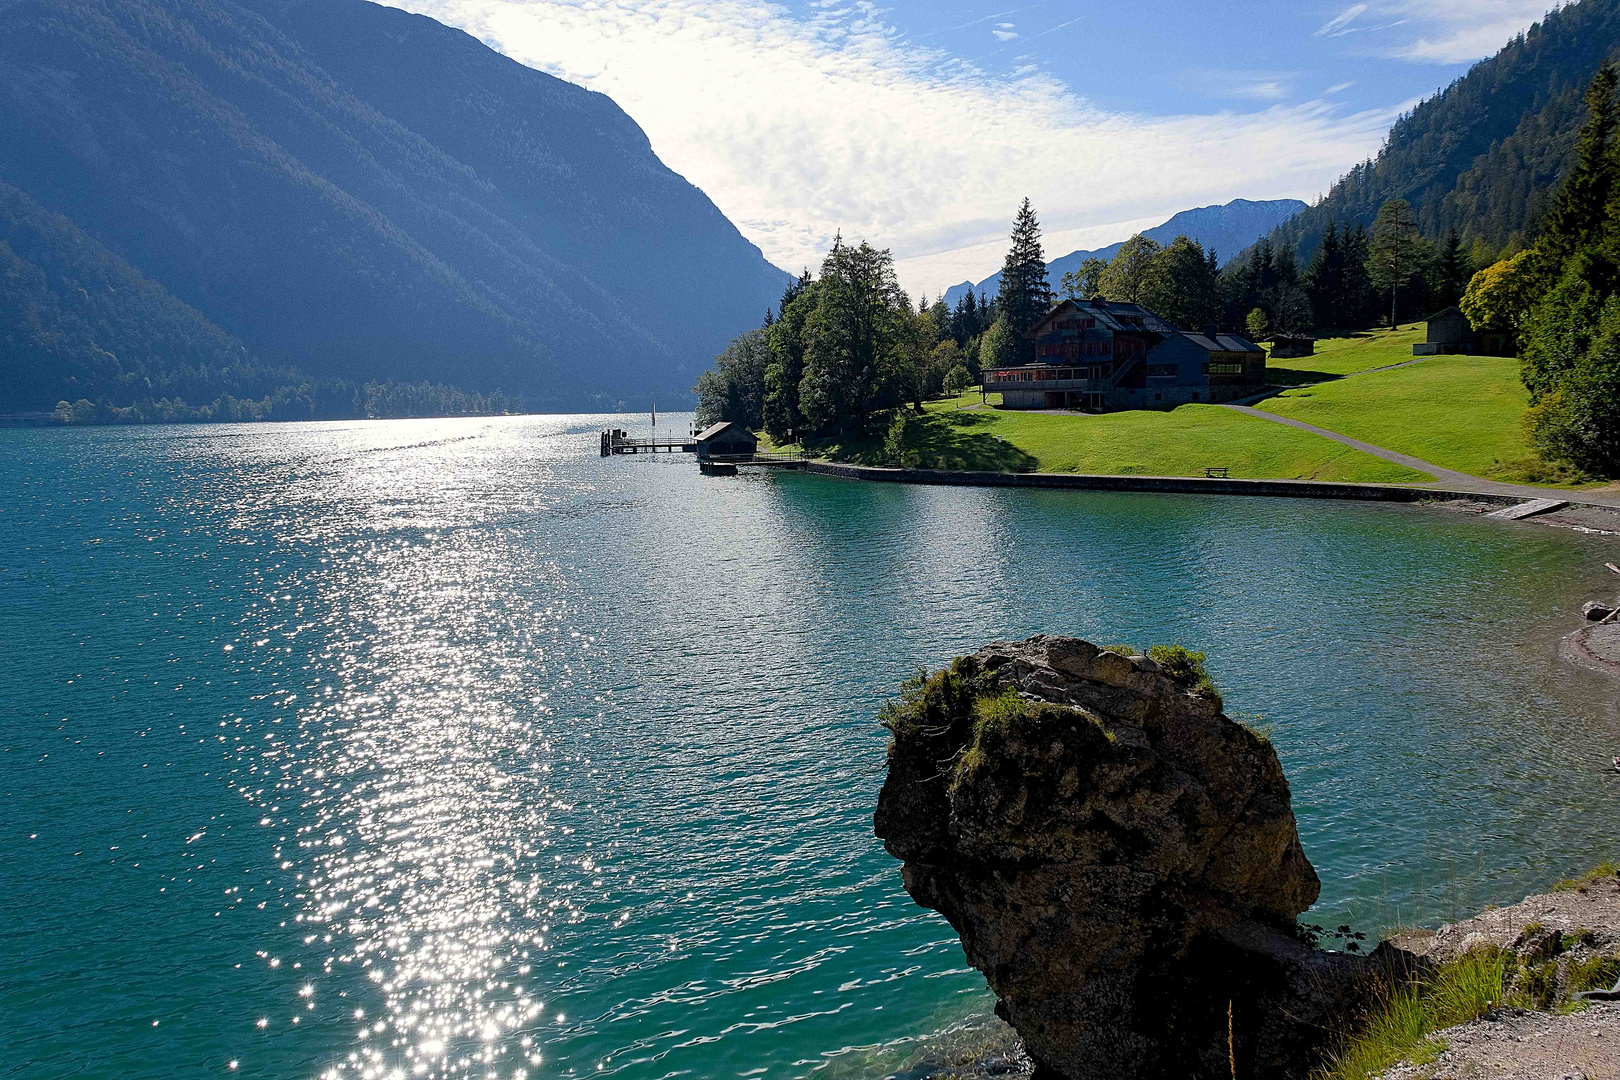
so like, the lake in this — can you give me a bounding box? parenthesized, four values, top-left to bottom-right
(2, 414, 1617, 1080)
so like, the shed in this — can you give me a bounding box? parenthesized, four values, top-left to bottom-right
(693, 421, 758, 459)
(1268, 334, 1314, 359)
(1414, 307, 1475, 355)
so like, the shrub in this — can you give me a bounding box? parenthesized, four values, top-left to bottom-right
(1147, 643, 1222, 707)
(882, 410, 915, 467)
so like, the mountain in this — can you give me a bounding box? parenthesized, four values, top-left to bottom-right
(942, 198, 1305, 308)
(0, 0, 791, 414)
(1263, 0, 1620, 261)
(0, 179, 292, 412)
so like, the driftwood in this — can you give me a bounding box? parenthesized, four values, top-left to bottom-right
(1606, 562, 1620, 576)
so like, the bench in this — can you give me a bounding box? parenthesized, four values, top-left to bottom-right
(1204, 466, 1230, 478)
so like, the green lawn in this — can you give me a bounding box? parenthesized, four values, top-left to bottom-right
(1254, 353, 1552, 482)
(800, 393, 1431, 483)
(775, 323, 1608, 487)
(1266, 325, 1429, 383)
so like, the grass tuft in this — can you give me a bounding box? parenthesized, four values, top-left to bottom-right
(1314, 948, 1509, 1080)
(1553, 861, 1619, 892)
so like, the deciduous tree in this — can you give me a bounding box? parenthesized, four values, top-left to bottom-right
(798, 237, 909, 433)
(1098, 235, 1163, 304)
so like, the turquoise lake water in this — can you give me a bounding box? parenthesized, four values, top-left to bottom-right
(2, 414, 1618, 1080)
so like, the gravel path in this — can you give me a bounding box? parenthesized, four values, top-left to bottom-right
(1377, 1002, 1620, 1080)
(1217, 404, 1620, 508)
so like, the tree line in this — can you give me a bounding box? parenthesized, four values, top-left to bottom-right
(1456, 65, 1620, 476)
(50, 379, 523, 425)
(694, 192, 1478, 444)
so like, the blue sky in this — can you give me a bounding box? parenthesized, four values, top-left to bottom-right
(856, 0, 1521, 118)
(389, 0, 1558, 297)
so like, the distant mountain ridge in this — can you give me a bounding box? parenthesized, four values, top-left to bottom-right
(942, 198, 1305, 308)
(1261, 0, 1620, 261)
(0, 0, 791, 413)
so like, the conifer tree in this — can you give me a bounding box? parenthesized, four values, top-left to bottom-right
(1304, 221, 1343, 326)
(1368, 200, 1426, 328)
(997, 199, 1052, 363)
(1341, 224, 1378, 326)
(1436, 231, 1469, 307)
(1540, 65, 1618, 267)
(763, 272, 816, 441)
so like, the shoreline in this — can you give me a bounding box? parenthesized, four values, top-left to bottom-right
(798, 460, 1620, 523)
(1564, 619, 1620, 679)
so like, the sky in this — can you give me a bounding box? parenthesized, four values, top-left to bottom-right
(387, 0, 1563, 299)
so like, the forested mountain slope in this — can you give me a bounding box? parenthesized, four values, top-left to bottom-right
(1267, 0, 1620, 261)
(0, 0, 790, 413)
(0, 180, 303, 413)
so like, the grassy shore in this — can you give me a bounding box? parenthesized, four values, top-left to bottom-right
(800, 393, 1432, 483)
(1254, 353, 1589, 485)
(778, 321, 1615, 488)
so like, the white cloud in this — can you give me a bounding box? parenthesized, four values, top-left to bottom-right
(1392, 9, 1548, 63)
(387, 0, 1402, 298)
(1229, 80, 1291, 101)
(992, 29, 1019, 41)
(1315, 4, 1368, 37)
(1336, 0, 1557, 64)
(1324, 81, 1356, 94)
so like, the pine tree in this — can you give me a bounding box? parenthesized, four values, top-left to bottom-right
(1368, 200, 1425, 328)
(1436, 231, 1469, 307)
(1341, 224, 1378, 326)
(1272, 243, 1299, 287)
(1540, 65, 1618, 267)
(1304, 221, 1343, 326)
(763, 274, 817, 440)
(997, 199, 1052, 364)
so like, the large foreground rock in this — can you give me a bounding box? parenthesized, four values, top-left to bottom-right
(875, 636, 1382, 1080)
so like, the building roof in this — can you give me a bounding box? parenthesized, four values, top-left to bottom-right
(1181, 331, 1265, 355)
(694, 420, 755, 441)
(1027, 298, 1179, 338)
(1426, 306, 1468, 321)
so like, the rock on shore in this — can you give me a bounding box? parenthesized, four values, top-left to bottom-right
(874, 636, 1384, 1080)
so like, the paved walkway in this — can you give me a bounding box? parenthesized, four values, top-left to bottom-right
(1218, 403, 1620, 508)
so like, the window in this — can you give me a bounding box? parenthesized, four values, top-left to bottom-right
(1146, 364, 1177, 378)
(1208, 361, 1245, 375)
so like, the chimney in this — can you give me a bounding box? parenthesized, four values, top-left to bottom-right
(1201, 323, 1218, 341)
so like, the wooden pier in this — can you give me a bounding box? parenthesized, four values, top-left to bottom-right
(600, 428, 696, 455)
(600, 427, 805, 472)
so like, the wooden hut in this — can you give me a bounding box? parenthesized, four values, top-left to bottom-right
(1413, 307, 1476, 355)
(693, 421, 758, 459)
(1268, 335, 1314, 359)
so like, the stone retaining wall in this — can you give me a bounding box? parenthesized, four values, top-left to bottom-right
(801, 461, 1534, 506)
